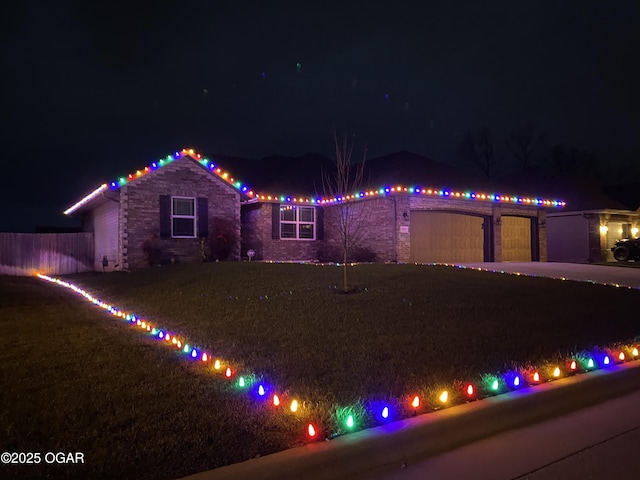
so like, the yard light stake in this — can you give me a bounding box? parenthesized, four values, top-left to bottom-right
(183, 345, 190, 353)
(618, 352, 625, 361)
(290, 400, 298, 412)
(191, 349, 198, 358)
(258, 385, 265, 396)
(513, 376, 520, 387)
(553, 367, 561, 378)
(412, 396, 420, 408)
(225, 367, 232, 378)
(214, 360, 221, 370)
(466, 384, 475, 397)
(382, 406, 389, 419)
(273, 394, 280, 406)
(238, 377, 245, 387)
(533, 372, 540, 382)
(570, 361, 577, 370)
(633, 348, 638, 357)
(604, 356, 610, 365)
(439, 391, 448, 403)
(201, 353, 208, 362)
(491, 380, 499, 391)
(587, 358, 595, 368)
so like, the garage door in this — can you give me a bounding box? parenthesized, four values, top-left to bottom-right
(501, 216, 531, 261)
(410, 212, 485, 263)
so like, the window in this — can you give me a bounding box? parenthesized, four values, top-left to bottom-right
(172, 197, 196, 237)
(280, 205, 315, 240)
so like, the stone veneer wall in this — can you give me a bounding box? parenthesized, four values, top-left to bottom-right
(121, 157, 240, 270)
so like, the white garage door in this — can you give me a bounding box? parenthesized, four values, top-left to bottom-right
(410, 211, 485, 263)
(502, 216, 532, 261)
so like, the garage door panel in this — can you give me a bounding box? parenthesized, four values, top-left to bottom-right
(502, 216, 531, 261)
(410, 212, 484, 263)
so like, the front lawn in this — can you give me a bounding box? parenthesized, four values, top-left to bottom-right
(1, 263, 639, 480)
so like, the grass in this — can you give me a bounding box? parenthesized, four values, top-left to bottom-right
(1, 262, 640, 480)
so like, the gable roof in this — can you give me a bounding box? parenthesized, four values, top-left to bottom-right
(63, 149, 254, 216)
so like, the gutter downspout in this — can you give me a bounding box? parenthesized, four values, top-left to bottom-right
(393, 196, 397, 262)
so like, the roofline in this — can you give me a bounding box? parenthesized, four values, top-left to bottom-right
(242, 185, 566, 209)
(64, 148, 567, 215)
(547, 208, 639, 217)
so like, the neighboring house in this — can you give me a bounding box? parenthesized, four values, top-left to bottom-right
(547, 208, 640, 263)
(500, 167, 640, 263)
(64, 149, 243, 271)
(64, 149, 566, 271)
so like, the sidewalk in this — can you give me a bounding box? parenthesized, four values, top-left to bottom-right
(180, 361, 640, 480)
(377, 384, 640, 480)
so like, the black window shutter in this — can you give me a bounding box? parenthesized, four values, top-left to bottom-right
(159, 195, 171, 238)
(316, 207, 324, 240)
(197, 197, 208, 238)
(271, 203, 280, 239)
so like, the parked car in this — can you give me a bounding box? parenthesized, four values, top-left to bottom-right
(611, 238, 640, 262)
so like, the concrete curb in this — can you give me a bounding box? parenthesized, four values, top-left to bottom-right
(180, 361, 640, 480)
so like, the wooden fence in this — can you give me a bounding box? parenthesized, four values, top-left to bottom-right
(0, 232, 94, 276)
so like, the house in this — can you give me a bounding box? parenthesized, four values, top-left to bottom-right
(64, 149, 566, 271)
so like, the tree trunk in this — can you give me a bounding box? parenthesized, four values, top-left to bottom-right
(343, 248, 348, 292)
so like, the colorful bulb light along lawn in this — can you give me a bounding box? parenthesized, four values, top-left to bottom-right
(64, 148, 565, 216)
(36, 273, 640, 444)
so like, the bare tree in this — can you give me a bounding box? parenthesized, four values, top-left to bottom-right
(460, 127, 501, 178)
(507, 123, 545, 168)
(549, 144, 602, 180)
(322, 130, 368, 293)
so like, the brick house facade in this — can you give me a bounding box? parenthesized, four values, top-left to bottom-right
(69, 151, 241, 271)
(66, 149, 560, 270)
(242, 194, 548, 263)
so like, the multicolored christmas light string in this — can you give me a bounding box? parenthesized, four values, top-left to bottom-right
(36, 273, 639, 441)
(63, 148, 566, 216)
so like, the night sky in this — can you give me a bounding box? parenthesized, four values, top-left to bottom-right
(2, 1, 639, 232)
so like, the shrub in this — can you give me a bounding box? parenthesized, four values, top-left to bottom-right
(211, 218, 238, 261)
(142, 234, 162, 266)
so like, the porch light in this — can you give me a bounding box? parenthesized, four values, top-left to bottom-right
(632, 227, 639, 237)
(599, 225, 609, 234)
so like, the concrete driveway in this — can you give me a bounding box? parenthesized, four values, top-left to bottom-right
(452, 262, 640, 289)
